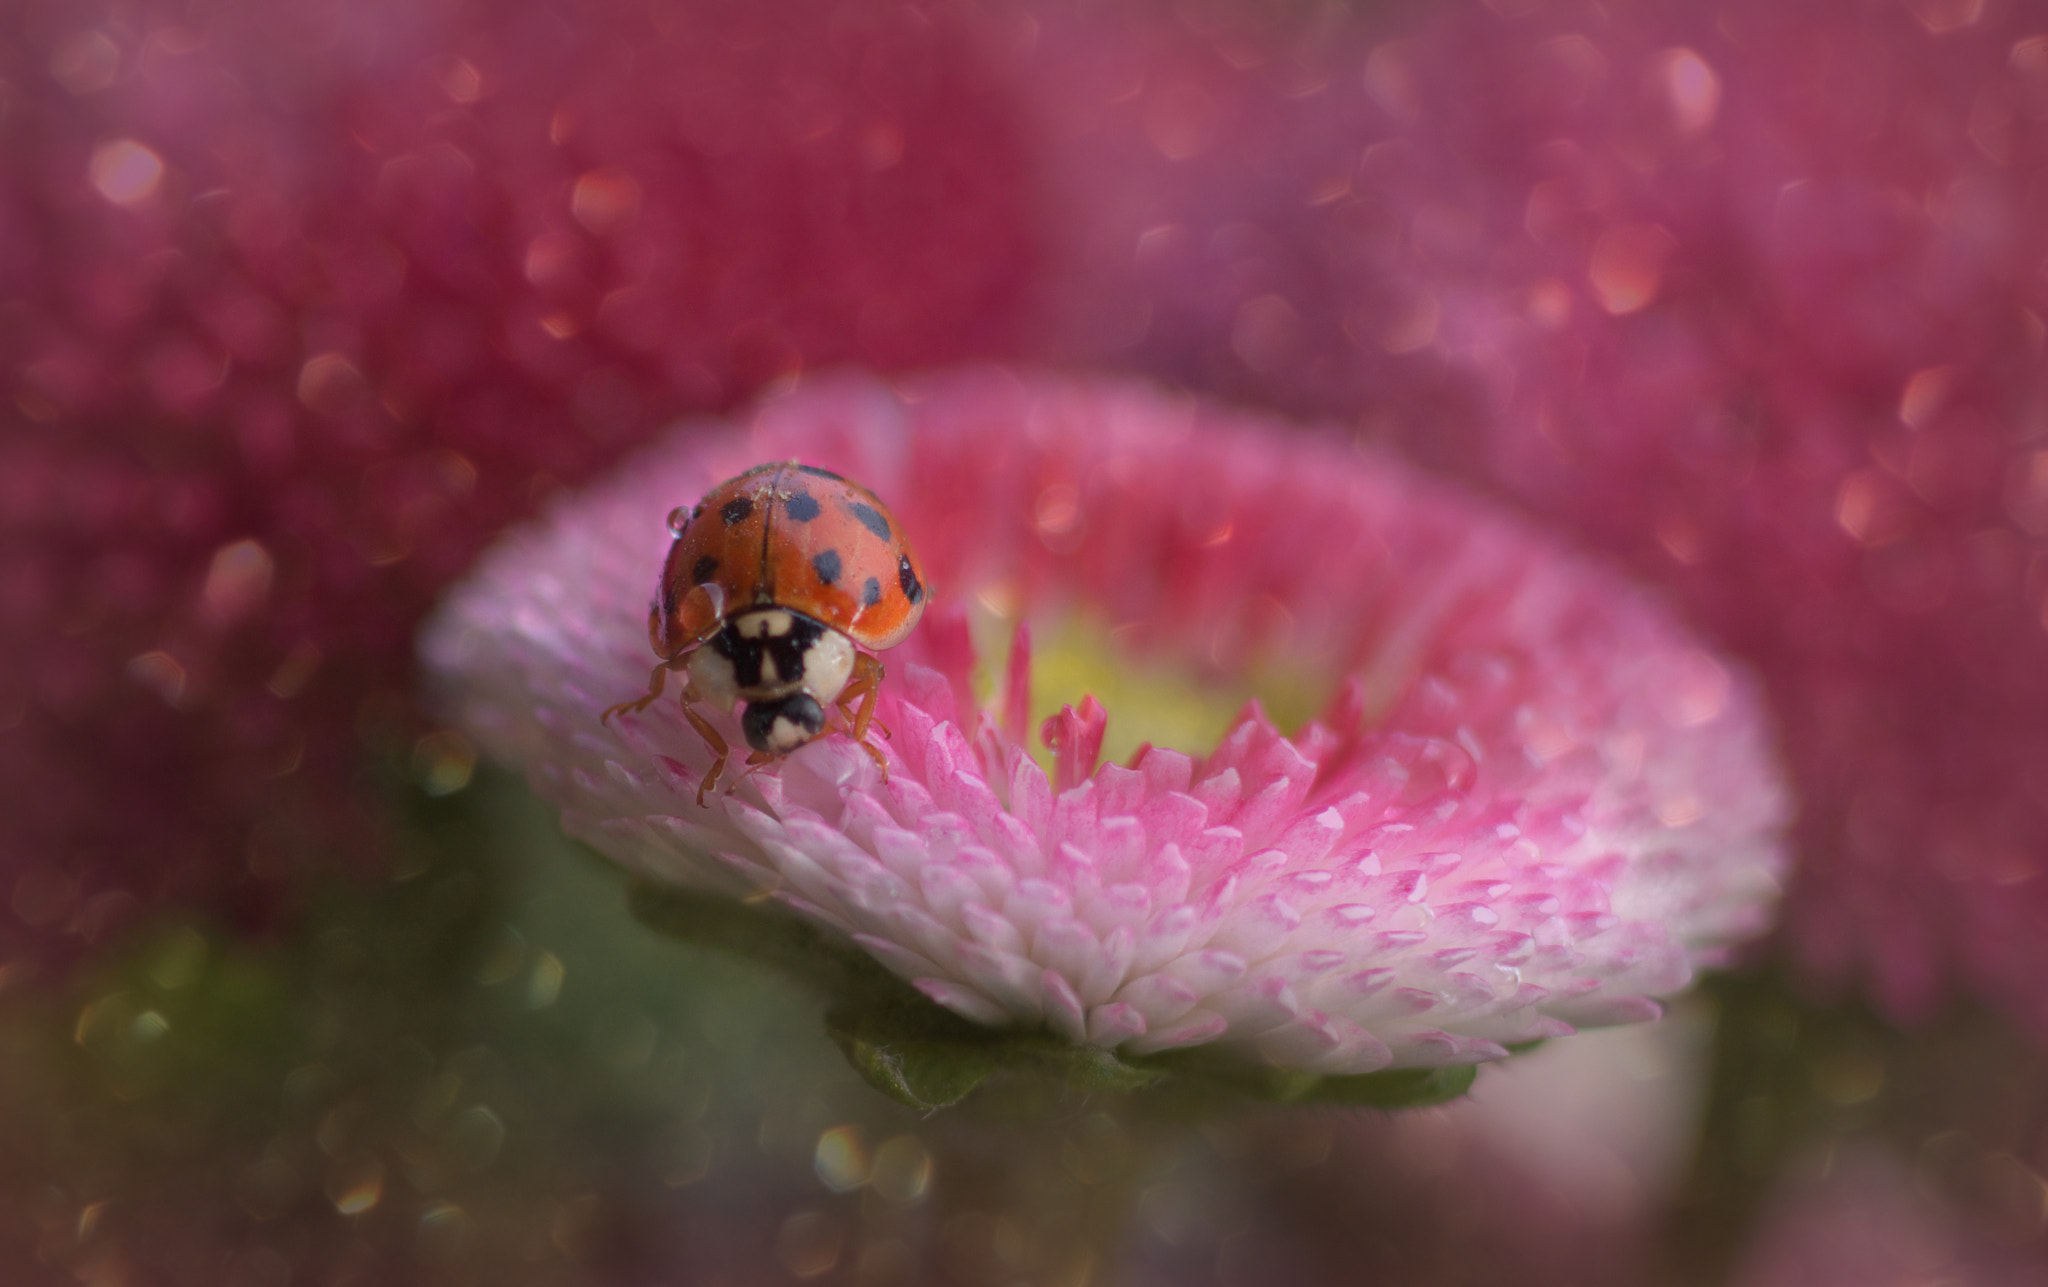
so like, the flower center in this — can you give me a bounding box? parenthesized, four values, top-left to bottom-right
(977, 609, 1333, 772)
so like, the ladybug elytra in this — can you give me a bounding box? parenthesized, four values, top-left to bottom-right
(603, 462, 928, 803)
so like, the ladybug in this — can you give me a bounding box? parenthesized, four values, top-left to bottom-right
(603, 461, 928, 804)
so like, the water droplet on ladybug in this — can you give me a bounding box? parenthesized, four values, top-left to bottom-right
(678, 581, 727, 640)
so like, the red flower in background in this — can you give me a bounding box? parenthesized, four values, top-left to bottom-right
(1014, 0, 2048, 1032)
(0, 0, 1035, 971)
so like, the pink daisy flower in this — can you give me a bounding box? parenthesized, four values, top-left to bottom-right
(423, 369, 1787, 1087)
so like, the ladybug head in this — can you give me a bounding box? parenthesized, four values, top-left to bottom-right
(742, 693, 826, 755)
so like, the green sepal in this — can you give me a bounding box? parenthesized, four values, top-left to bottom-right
(1060, 1044, 1171, 1094)
(1141, 1048, 1479, 1108)
(829, 1028, 1000, 1110)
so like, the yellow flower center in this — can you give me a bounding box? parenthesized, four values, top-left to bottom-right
(973, 610, 1332, 772)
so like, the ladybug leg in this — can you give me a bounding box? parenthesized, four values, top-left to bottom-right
(851, 735, 889, 781)
(858, 655, 894, 741)
(833, 654, 885, 737)
(601, 658, 678, 725)
(676, 682, 733, 808)
(729, 750, 780, 794)
(835, 653, 892, 782)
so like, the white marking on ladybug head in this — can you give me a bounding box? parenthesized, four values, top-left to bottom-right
(685, 644, 739, 713)
(741, 693, 825, 754)
(738, 610, 795, 639)
(767, 714, 813, 752)
(798, 629, 855, 706)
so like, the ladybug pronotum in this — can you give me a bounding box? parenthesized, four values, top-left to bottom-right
(602, 461, 928, 804)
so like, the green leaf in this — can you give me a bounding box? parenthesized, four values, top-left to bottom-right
(829, 1030, 998, 1110)
(1133, 1050, 1480, 1109)
(1057, 1045, 1170, 1094)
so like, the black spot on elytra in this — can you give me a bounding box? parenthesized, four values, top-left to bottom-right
(784, 491, 821, 523)
(796, 464, 846, 482)
(861, 576, 882, 607)
(719, 496, 754, 525)
(690, 555, 719, 584)
(897, 554, 923, 604)
(812, 549, 842, 585)
(848, 501, 891, 541)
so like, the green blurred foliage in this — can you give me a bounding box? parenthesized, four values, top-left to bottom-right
(0, 767, 899, 1284)
(1671, 970, 2048, 1285)
(8, 762, 2048, 1286)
